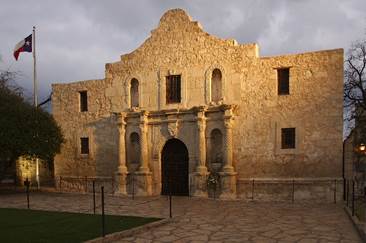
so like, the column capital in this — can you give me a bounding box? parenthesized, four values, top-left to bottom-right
(117, 113, 126, 127)
(224, 119, 233, 129)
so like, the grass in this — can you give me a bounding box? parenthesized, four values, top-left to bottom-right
(0, 208, 160, 243)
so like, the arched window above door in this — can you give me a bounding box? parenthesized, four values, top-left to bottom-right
(211, 69, 222, 103)
(130, 78, 139, 108)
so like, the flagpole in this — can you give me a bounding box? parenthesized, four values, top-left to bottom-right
(33, 26, 40, 190)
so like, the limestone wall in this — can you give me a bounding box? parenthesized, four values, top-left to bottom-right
(52, 9, 343, 199)
(234, 49, 343, 179)
(52, 79, 119, 178)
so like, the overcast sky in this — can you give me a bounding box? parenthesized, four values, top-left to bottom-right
(1, 0, 365, 107)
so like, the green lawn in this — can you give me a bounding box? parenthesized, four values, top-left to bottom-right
(0, 208, 160, 243)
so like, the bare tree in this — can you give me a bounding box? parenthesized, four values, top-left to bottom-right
(344, 40, 366, 123)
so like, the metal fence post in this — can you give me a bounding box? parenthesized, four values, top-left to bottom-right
(132, 173, 135, 200)
(343, 178, 346, 201)
(25, 178, 30, 209)
(85, 176, 88, 193)
(352, 180, 355, 216)
(111, 174, 114, 194)
(251, 179, 254, 200)
(169, 175, 172, 218)
(292, 179, 295, 203)
(101, 186, 105, 237)
(334, 179, 336, 204)
(346, 180, 349, 206)
(59, 176, 62, 192)
(93, 180, 96, 214)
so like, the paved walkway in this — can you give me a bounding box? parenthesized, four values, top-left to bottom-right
(0, 191, 361, 242)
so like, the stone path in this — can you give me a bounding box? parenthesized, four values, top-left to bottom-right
(0, 191, 361, 242)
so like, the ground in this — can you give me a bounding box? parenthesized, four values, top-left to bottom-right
(0, 191, 361, 242)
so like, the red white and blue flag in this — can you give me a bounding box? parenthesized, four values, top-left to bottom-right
(13, 34, 32, 61)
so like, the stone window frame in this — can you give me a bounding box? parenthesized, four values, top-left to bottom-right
(158, 69, 187, 109)
(76, 131, 94, 159)
(275, 122, 302, 155)
(281, 128, 296, 149)
(78, 90, 88, 112)
(166, 75, 181, 104)
(130, 78, 140, 108)
(80, 137, 89, 154)
(275, 67, 291, 96)
(205, 64, 226, 105)
(124, 74, 143, 109)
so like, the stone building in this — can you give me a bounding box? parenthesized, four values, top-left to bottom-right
(52, 9, 344, 200)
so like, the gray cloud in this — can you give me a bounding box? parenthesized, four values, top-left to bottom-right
(1, 0, 365, 105)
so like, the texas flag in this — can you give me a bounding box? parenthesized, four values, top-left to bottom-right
(13, 34, 32, 61)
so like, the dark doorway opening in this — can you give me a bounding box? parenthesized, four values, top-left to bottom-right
(161, 138, 189, 196)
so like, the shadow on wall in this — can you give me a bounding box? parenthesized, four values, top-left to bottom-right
(87, 115, 119, 177)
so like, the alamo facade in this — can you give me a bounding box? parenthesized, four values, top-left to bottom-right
(52, 9, 344, 200)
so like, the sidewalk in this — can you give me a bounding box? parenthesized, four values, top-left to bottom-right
(0, 191, 362, 242)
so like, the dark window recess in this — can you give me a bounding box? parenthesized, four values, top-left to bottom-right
(79, 91, 88, 112)
(277, 68, 290, 95)
(281, 128, 296, 149)
(166, 75, 181, 103)
(80, 137, 89, 154)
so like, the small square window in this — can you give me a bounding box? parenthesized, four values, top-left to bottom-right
(79, 91, 88, 112)
(277, 68, 289, 95)
(166, 75, 181, 104)
(281, 128, 295, 149)
(80, 137, 89, 154)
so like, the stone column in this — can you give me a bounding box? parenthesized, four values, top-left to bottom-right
(115, 113, 128, 195)
(134, 110, 152, 196)
(138, 111, 149, 173)
(193, 106, 209, 197)
(219, 105, 237, 199)
(222, 117, 234, 173)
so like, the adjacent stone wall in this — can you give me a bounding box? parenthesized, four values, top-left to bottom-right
(52, 9, 344, 200)
(52, 79, 119, 178)
(16, 157, 54, 187)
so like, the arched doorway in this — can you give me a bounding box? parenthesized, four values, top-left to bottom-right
(161, 138, 189, 196)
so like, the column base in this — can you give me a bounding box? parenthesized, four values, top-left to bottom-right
(192, 172, 209, 197)
(131, 171, 153, 196)
(218, 171, 237, 200)
(115, 170, 128, 196)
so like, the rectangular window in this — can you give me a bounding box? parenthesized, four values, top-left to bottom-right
(166, 75, 181, 103)
(277, 68, 290, 95)
(80, 137, 89, 154)
(79, 91, 88, 112)
(281, 128, 296, 149)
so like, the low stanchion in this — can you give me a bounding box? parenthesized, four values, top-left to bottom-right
(169, 176, 172, 218)
(251, 179, 255, 200)
(111, 174, 114, 193)
(169, 192, 172, 218)
(292, 179, 295, 203)
(85, 176, 88, 193)
(101, 186, 105, 237)
(132, 174, 135, 200)
(59, 176, 62, 192)
(93, 180, 96, 214)
(346, 180, 349, 206)
(352, 180, 355, 216)
(334, 179, 337, 204)
(25, 178, 30, 209)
